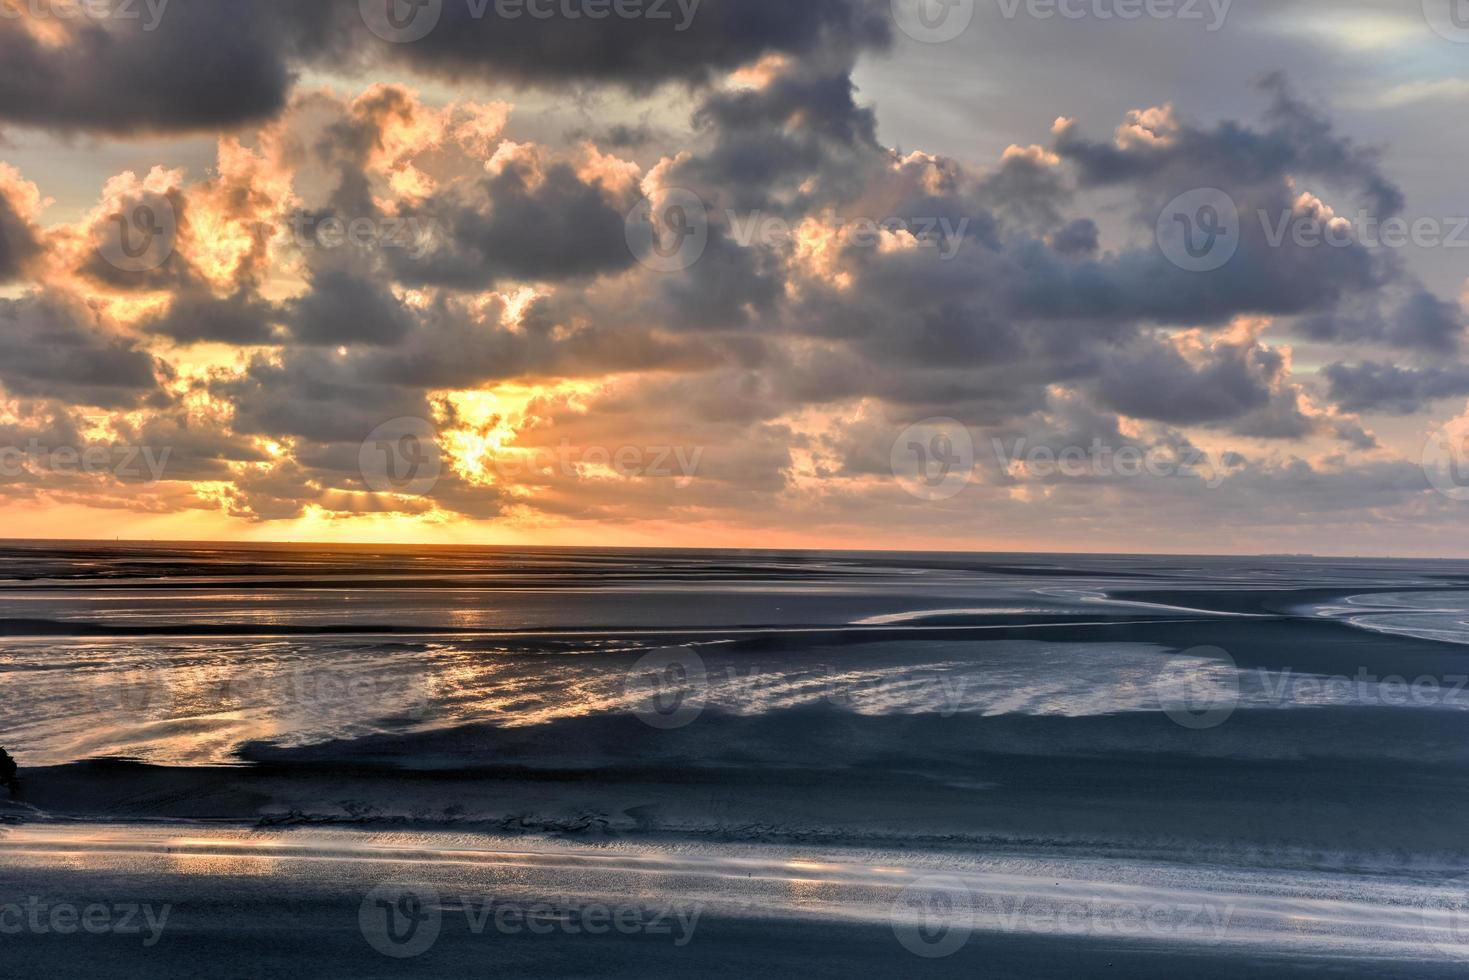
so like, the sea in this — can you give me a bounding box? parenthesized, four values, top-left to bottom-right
(3, 542, 1469, 977)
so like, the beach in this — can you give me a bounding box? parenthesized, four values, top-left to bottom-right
(4, 543, 1469, 975)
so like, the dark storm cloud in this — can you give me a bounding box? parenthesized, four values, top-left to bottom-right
(642, 64, 1444, 454)
(109, 411, 270, 484)
(358, 293, 720, 390)
(1056, 75, 1404, 217)
(373, 0, 891, 89)
(567, 122, 660, 150)
(1095, 335, 1276, 426)
(0, 2, 332, 135)
(388, 159, 639, 290)
(0, 181, 42, 282)
(0, 292, 161, 408)
(281, 86, 640, 304)
(1297, 289, 1465, 354)
(1039, 86, 1417, 334)
(0, 0, 890, 136)
(287, 270, 416, 346)
(216, 294, 718, 440)
(655, 229, 785, 330)
(1322, 361, 1469, 415)
(143, 291, 281, 346)
(1048, 218, 1099, 257)
(1010, 224, 1383, 330)
(675, 67, 885, 210)
(213, 348, 432, 444)
(75, 184, 195, 293)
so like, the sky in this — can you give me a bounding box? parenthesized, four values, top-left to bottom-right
(1, 0, 1468, 555)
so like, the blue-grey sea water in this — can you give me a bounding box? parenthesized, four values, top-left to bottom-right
(4, 543, 1469, 977)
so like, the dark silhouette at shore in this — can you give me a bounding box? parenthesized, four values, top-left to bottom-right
(0, 747, 19, 797)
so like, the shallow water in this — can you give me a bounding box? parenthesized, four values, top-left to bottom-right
(5, 544, 1469, 973)
(5, 545, 1469, 768)
(0, 823, 1461, 961)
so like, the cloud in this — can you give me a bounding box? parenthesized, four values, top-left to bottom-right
(367, 0, 891, 90)
(1297, 289, 1465, 354)
(286, 270, 417, 346)
(1093, 322, 1327, 441)
(0, 51, 1452, 543)
(0, 0, 891, 136)
(1368, 78, 1469, 109)
(0, 292, 162, 408)
(0, 165, 44, 283)
(142, 290, 280, 345)
(389, 147, 642, 290)
(1323, 361, 1469, 415)
(1055, 76, 1404, 217)
(0, 3, 325, 135)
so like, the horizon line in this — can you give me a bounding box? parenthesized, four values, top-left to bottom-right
(0, 536, 1458, 563)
